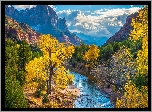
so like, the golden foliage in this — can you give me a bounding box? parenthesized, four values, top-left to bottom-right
(116, 6, 148, 108)
(25, 56, 48, 88)
(83, 44, 100, 67)
(116, 81, 148, 108)
(129, 5, 148, 76)
(53, 66, 74, 90)
(25, 34, 75, 91)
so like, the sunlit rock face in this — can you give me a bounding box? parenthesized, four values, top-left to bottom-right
(105, 12, 138, 45)
(5, 5, 82, 45)
(5, 15, 41, 45)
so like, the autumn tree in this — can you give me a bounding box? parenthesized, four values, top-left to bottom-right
(83, 44, 100, 75)
(116, 5, 148, 108)
(129, 5, 148, 77)
(116, 81, 148, 108)
(25, 34, 75, 95)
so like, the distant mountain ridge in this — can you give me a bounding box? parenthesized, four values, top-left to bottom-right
(5, 5, 82, 45)
(105, 12, 138, 45)
(74, 32, 108, 46)
(5, 5, 139, 46)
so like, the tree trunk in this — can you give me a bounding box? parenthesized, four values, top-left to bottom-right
(46, 79, 49, 95)
(46, 48, 54, 95)
(47, 63, 53, 95)
(88, 66, 91, 75)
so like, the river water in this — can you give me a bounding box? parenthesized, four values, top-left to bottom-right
(71, 72, 114, 108)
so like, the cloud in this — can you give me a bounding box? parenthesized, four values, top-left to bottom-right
(13, 5, 57, 11)
(94, 7, 140, 17)
(13, 5, 36, 10)
(57, 9, 81, 30)
(12, 5, 141, 38)
(48, 5, 57, 11)
(57, 9, 80, 19)
(69, 29, 81, 33)
(57, 7, 140, 37)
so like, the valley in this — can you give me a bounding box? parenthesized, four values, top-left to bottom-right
(4, 5, 148, 109)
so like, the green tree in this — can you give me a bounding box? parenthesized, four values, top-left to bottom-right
(70, 42, 89, 65)
(99, 43, 114, 61)
(5, 38, 28, 108)
(16, 40, 33, 86)
(113, 42, 120, 53)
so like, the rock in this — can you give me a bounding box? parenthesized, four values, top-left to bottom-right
(5, 15, 41, 44)
(5, 5, 82, 45)
(104, 12, 138, 45)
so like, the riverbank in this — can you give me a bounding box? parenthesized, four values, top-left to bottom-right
(67, 64, 119, 107)
(24, 84, 80, 108)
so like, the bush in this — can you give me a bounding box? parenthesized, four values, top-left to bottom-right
(42, 94, 49, 104)
(132, 74, 148, 91)
(5, 74, 28, 108)
(35, 89, 42, 98)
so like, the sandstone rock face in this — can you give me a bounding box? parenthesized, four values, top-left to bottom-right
(5, 5, 82, 45)
(57, 18, 68, 32)
(105, 12, 138, 45)
(5, 15, 41, 45)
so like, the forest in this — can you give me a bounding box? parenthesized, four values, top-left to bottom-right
(5, 5, 148, 108)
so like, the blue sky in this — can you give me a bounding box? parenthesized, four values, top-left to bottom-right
(54, 5, 143, 12)
(12, 5, 144, 38)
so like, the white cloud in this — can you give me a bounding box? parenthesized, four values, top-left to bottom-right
(69, 29, 81, 33)
(13, 5, 57, 11)
(66, 22, 71, 26)
(48, 5, 57, 11)
(57, 9, 73, 16)
(13, 5, 36, 10)
(91, 13, 96, 15)
(82, 11, 90, 13)
(94, 9, 104, 14)
(94, 7, 140, 17)
(12, 5, 141, 38)
(56, 7, 141, 37)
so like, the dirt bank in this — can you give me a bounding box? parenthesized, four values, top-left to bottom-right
(24, 84, 80, 108)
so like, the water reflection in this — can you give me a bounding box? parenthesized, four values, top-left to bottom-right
(72, 72, 114, 108)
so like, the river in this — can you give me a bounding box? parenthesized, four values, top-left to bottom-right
(71, 72, 114, 108)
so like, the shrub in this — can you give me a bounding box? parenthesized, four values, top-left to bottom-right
(5, 74, 28, 108)
(35, 89, 42, 98)
(42, 94, 49, 104)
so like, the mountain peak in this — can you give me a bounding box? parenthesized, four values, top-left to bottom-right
(5, 15, 41, 44)
(5, 5, 82, 45)
(105, 12, 138, 45)
(36, 5, 48, 9)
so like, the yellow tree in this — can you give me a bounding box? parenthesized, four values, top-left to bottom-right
(83, 44, 100, 74)
(116, 5, 148, 108)
(25, 56, 49, 91)
(129, 5, 148, 76)
(116, 81, 148, 108)
(25, 34, 75, 95)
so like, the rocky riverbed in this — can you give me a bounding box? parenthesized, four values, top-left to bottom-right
(66, 63, 123, 107)
(72, 72, 114, 108)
